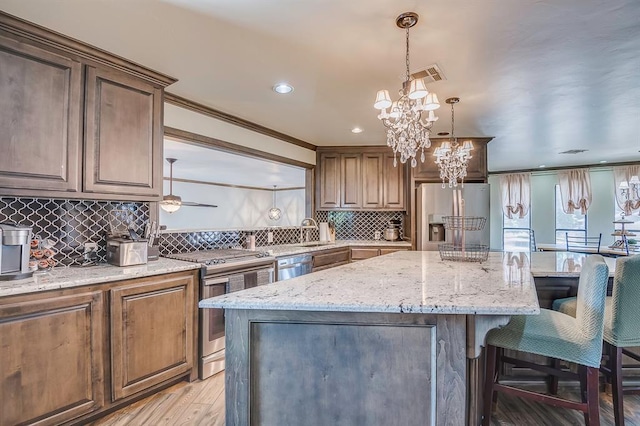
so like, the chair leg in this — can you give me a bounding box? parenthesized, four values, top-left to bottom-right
(610, 343, 625, 426)
(482, 345, 498, 426)
(548, 358, 560, 395)
(583, 366, 601, 426)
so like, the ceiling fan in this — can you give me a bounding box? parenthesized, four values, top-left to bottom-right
(159, 158, 218, 213)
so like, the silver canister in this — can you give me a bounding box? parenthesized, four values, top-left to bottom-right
(106, 237, 148, 267)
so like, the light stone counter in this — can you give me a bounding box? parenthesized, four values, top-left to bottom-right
(0, 258, 201, 297)
(200, 251, 539, 315)
(528, 251, 617, 277)
(260, 239, 412, 257)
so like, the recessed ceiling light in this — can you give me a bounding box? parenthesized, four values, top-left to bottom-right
(600, 160, 607, 163)
(351, 127, 363, 134)
(273, 83, 294, 94)
(539, 165, 546, 168)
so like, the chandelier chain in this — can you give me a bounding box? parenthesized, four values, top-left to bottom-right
(405, 24, 411, 83)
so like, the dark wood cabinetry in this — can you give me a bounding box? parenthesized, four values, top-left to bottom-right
(317, 147, 406, 211)
(0, 269, 197, 426)
(0, 34, 83, 193)
(0, 291, 104, 426)
(312, 247, 350, 272)
(84, 67, 163, 198)
(350, 246, 409, 261)
(0, 12, 175, 201)
(110, 273, 194, 401)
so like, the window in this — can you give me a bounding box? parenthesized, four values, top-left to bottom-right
(555, 185, 586, 244)
(503, 211, 531, 252)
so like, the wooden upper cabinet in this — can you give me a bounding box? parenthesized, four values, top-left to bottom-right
(84, 66, 163, 197)
(341, 154, 362, 208)
(383, 153, 405, 209)
(413, 138, 490, 183)
(362, 153, 383, 208)
(0, 34, 82, 192)
(317, 148, 407, 211)
(318, 152, 341, 209)
(0, 291, 104, 426)
(110, 273, 194, 401)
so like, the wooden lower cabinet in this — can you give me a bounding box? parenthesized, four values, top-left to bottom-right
(110, 273, 194, 401)
(351, 247, 410, 261)
(0, 291, 104, 426)
(0, 269, 197, 426)
(312, 247, 350, 272)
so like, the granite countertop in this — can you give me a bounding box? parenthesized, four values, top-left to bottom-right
(262, 239, 412, 257)
(0, 258, 201, 298)
(528, 251, 617, 277)
(200, 251, 540, 315)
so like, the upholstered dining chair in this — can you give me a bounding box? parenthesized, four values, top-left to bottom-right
(553, 254, 640, 426)
(482, 255, 610, 426)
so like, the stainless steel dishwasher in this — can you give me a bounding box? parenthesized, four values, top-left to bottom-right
(277, 253, 313, 281)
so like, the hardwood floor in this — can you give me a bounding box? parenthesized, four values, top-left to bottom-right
(92, 374, 640, 425)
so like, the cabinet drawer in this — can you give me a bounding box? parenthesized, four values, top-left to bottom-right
(380, 248, 409, 256)
(350, 248, 380, 261)
(313, 248, 350, 269)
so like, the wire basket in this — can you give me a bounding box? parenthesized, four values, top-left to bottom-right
(438, 243, 490, 262)
(442, 216, 487, 231)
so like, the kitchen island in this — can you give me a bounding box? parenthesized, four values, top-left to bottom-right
(200, 251, 540, 426)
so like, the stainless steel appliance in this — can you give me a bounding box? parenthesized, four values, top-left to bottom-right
(166, 248, 275, 379)
(277, 253, 312, 281)
(106, 237, 148, 266)
(0, 223, 33, 280)
(417, 183, 490, 251)
(384, 219, 402, 241)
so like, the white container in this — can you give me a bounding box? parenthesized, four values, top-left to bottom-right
(246, 234, 256, 250)
(319, 222, 330, 242)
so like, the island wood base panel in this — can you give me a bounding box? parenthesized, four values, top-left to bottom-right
(225, 309, 467, 426)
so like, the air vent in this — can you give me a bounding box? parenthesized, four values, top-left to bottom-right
(559, 149, 589, 154)
(410, 64, 446, 83)
(437, 132, 450, 136)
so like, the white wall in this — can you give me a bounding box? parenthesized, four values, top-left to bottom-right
(160, 180, 305, 231)
(164, 103, 316, 165)
(490, 168, 617, 249)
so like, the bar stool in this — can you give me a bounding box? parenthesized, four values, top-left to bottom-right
(482, 255, 610, 426)
(553, 255, 640, 426)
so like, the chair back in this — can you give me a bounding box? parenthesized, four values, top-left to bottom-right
(566, 232, 602, 254)
(608, 255, 640, 345)
(575, 255, 610, 341)
(529, 229, 537, 251)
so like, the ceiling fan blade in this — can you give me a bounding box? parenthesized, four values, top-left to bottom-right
(180, 201, 218, 208)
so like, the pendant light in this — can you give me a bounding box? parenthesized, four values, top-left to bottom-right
(160, 158, 182, 213)
(268, 185, 282, 221)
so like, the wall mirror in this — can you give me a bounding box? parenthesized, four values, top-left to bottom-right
(160, 137, 308, 231)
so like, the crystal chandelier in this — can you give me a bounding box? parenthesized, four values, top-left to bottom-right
(434, 97, 474, 188)
(373, 12, 440, 168)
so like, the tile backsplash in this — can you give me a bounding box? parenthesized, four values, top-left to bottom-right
(0, 197, 149, 266)
(316, 211, 404, 240)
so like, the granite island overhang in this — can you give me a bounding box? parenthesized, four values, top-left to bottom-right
(200, 251, 540, 426)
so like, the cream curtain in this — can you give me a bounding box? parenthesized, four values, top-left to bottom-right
(500, 173, 531, 219)
(613, 165, 640, 215)
(558, 168, 592, 214)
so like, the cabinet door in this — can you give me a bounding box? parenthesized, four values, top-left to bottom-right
(110, 273, 194, 401)
(362, 153, 383, 208)
(318, 153, 341, 209)
(312, 248, 350, 272)
(413, 139, 488, 183)
(84, 66, 162, 197)
(341, 154, 362, 208)
(383, 153, 405, 209)
(0, 35, 82, 192)
(0, 291, 104, 426)
(380, 248, 409, 256)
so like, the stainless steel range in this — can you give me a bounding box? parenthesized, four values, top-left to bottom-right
(166, 248, 275, 379)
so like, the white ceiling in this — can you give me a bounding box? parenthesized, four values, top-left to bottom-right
(164, 139, 306, 188)
(2, 0, 639, 171)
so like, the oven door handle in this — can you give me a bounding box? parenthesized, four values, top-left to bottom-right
(204, 277, 230, 286)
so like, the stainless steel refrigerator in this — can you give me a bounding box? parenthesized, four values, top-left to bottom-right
(416, 183, 490, 251)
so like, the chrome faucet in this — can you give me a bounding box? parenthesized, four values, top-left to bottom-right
(300, 218, 318, 243)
